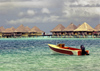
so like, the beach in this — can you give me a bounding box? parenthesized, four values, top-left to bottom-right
(0, 38, 100, 71)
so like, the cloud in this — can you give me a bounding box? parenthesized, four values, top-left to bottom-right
(0, 0, 31, 2)
(42, 15, 60, 22)
(0, 0, 11, 2)
(1, 0, 100, 29)
(7, 18, 36, 24)
(0, 0, 53, 10)
(65, 0, 100, 7)
(0, 0, 64, 11)
(7, 15, 65, 25)
(18, 12, 24, 17)
(63, 7, 100, 18)
(63, 0, 100, 18)
(6, 0, 100, 25)
(0, 0, 63, 15)
(0, 2, 13, 10)
(41, 8, 50, 14)
(18, 10, 35, 17)
(27, 10, 35, 16)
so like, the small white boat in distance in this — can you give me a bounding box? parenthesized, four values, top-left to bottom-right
(48, 44, 89, 56)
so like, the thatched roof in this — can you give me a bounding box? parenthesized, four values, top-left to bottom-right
(74, 22, 96, 31)
(50, 24, 65, 32)
(0, 29, 1, 32)
(14, 24, 27, 32)
(25, 26, 31, 32)
(29, 26, 44, 33)
(94, 24, 100, 31)
(0, 26, 5, 32)
(77, 24, 81, 28)
(63, 23, 77, 31)
(3, 27, 15, 33)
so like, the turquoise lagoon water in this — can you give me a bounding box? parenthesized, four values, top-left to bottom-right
(0, 38, 100, 71)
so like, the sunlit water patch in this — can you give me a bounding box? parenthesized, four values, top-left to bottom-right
(0, 38, 100, 71)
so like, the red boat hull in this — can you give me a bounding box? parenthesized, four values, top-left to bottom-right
(49, 46, 73, 55)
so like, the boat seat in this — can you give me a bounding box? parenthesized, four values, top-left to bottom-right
(57, 44, 65, 48)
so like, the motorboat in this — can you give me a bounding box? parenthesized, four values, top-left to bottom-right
(48, 44, 89, 56)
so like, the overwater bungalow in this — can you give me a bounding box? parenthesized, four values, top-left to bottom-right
(94, 24, 100, 37)
(94, 24, 100, 31)
(0, 29, 2, 38)
(74, 22, 96, 38)
(63, 23, 77, 36)
(0, 26, 5, 38)
(14, 24, 28, 37)
(0, 26, 5, 31)
(29, 26, 44, 37)
(50, 24, 65, 36)
(25, 26, 31, 32)
(77, 24, 81, 28)
(0, 23, 100, 38)
(2, 27, 15, 38)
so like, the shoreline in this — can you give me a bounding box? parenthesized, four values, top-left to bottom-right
(0, 37, 100, 40)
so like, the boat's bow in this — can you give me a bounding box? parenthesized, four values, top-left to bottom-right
(48, 44, 74, 55)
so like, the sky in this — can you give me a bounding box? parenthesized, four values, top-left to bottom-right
(0, 0, 100, 33)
